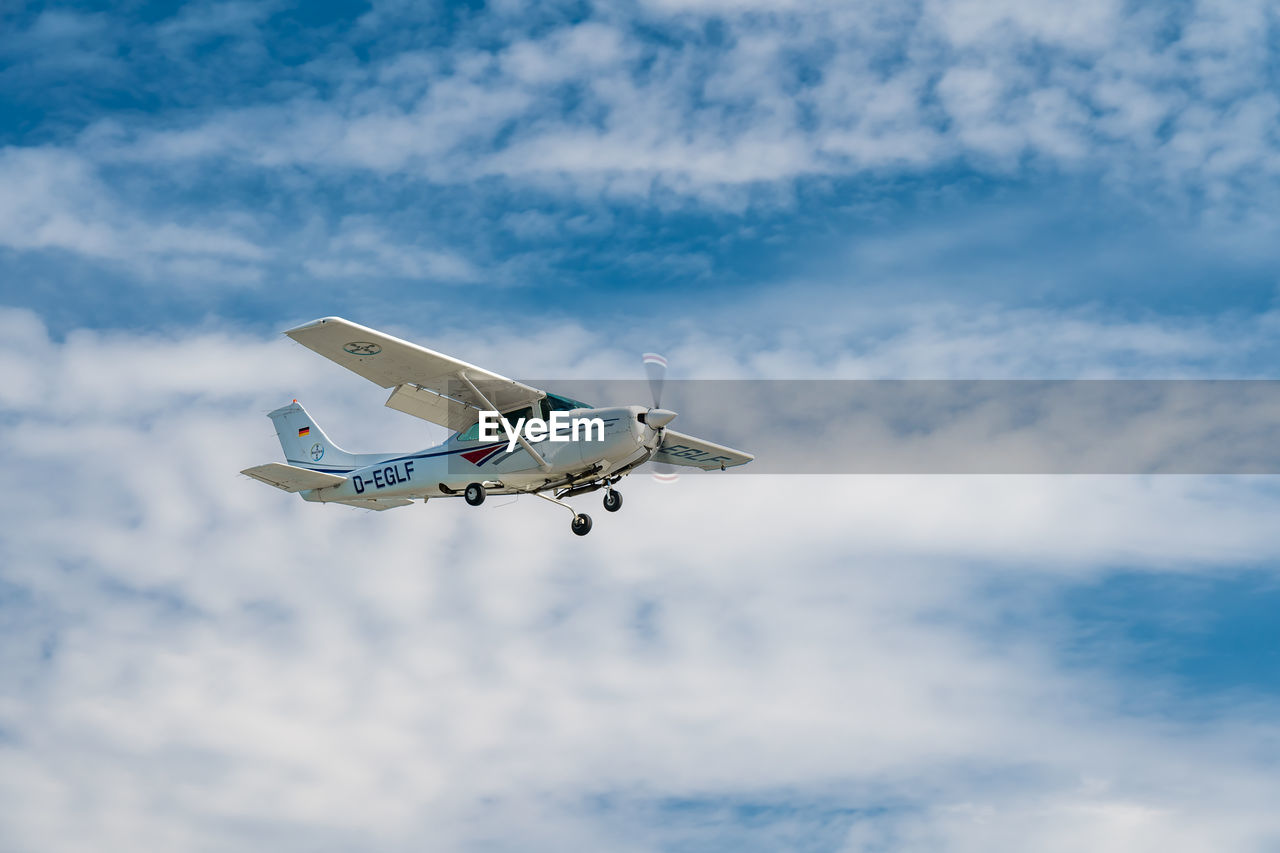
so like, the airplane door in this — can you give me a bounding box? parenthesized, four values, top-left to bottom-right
(537, 397, 585, 469)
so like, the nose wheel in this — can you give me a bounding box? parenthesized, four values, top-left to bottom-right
(603, 489, 622, 512)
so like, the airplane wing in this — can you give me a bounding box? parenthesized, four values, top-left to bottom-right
(284, 317, 545, 431)
(241, 462, 347, 492)
(652, 430, 754, 470)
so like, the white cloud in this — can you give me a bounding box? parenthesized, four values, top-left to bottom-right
(153, 0, 275, 48)
(302, 217, 479, 283)
(3, 307, 1280, 850)
(3, 0, 1277, 289)
(927, 0, 1123, 51)
(0, 143, 491, 287)
(49, 0, 1275, 214)
(0, 146, 266, 282)
(0, 8, 125, 78)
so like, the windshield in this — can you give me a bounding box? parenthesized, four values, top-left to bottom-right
(457, 395, 590, 441)
(545, 392, 592, 411)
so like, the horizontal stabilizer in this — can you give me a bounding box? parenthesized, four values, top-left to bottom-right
(333, 497, 414, 511)
(241, 463, 347, 493)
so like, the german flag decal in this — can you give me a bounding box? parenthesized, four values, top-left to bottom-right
(297, 426, 310, 437)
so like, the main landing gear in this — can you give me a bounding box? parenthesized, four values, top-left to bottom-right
(467, 481, 620, 535)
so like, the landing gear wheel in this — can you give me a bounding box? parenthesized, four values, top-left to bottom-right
(571, 513, 593, 536)
(464, 482, 486, 506)
(603, 489, 622, 512)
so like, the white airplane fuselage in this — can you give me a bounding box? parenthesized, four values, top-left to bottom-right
(242, 316, 753, 534)
(300, 406, 654, 504)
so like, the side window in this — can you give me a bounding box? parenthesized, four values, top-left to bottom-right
(460, 408, 532, 442)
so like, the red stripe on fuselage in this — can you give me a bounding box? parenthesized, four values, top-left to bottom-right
(461, 445, 501, 465)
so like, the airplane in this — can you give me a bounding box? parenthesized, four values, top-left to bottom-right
(241, 317, 753, 535)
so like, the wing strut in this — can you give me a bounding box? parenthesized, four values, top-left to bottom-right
(456, 371, 551, 471)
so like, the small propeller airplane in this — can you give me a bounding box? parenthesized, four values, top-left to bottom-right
(241, 317, 753, 535)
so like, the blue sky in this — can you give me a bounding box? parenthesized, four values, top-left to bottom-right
(5, 0, 1280, 337)
(3, 1, 1280, 851)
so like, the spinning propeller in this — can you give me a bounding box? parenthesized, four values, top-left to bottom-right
(641, 352, 679, 482)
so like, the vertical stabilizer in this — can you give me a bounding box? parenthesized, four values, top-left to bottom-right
(267, 401, 359, 471)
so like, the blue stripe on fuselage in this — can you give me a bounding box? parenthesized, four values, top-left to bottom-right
(291, 441, 508, 474)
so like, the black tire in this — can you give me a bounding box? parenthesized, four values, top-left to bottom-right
(603, 490, 622, 512)
(464, 482, 486, 506)
(571, 513, 593, 536)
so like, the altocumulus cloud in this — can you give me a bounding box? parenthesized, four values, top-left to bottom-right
(85, 0, 1280, 197)
(3, 307, 1280, 851)
(2, 0, 1279, 300)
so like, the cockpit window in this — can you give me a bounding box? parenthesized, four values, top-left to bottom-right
(459, 406, 535, 442)
(545, 392, 592, 411)
(459, 399, 588, 441)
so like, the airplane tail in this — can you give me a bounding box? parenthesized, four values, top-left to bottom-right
(268, 401, 360, 471)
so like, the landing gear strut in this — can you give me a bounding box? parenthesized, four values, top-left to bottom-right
(534, 491, 594, 536)
(603, 489, 622, 512)
(464, 482, 486, 506)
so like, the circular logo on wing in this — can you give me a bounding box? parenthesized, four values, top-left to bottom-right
(311, 442, 325, 461)
(343, 341, 383, 356)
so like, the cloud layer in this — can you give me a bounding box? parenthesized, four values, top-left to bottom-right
(3, 309, 1280, 851)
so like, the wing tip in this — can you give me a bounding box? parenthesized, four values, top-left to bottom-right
(283, 316, 350, 337)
